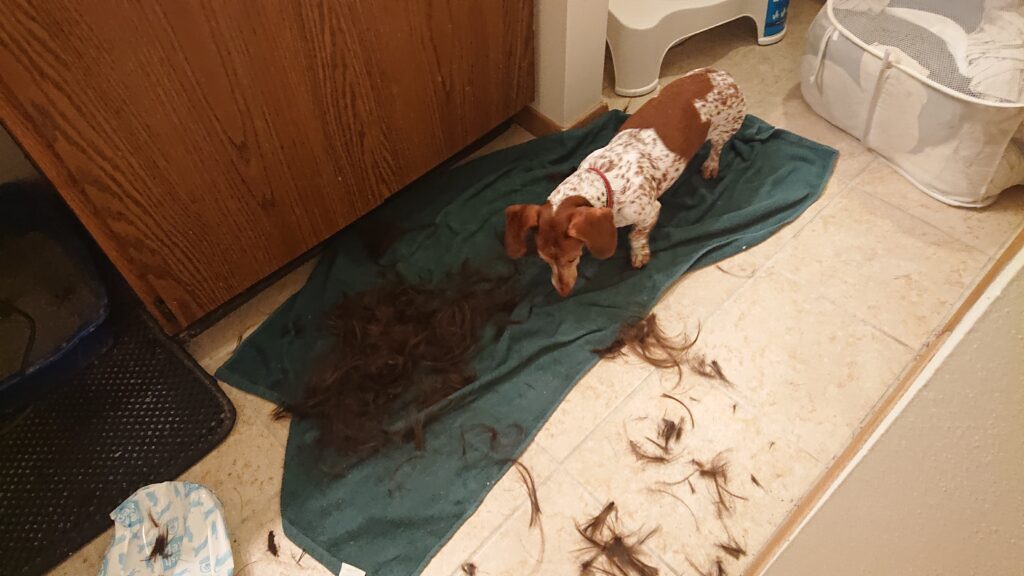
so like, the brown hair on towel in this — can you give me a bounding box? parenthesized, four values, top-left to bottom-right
(275, 264, 520, 463)
(461, 423, 526, 460)
(577, 502, 660, 576)
(593, 314, 698, 383)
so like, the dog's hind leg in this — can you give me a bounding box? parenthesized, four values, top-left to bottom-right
(701, 105, 745, 180)
(701, 139, 726, 180)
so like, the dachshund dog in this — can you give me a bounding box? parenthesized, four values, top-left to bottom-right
(504, 67, 745, 296)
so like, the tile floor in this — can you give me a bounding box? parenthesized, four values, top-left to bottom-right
(53, 1, 1024, 574)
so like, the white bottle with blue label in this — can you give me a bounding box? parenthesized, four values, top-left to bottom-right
(760, 0, 791, 45)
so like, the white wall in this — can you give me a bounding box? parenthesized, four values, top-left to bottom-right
(763, 249, 1024, 575)
(533, 0, 608, 126)
(0, 125, 38, 182)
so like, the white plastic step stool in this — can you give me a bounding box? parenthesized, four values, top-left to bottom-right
(608, 0, 789, 96)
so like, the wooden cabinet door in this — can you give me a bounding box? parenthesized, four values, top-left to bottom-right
(0, 0, 533, 333)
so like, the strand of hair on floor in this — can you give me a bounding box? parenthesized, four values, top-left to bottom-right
(645, 417, 685, 454)
(687, 353, 733, 387)
(576, 501, 660, 576)
(663, 453, 747, 518)
(266, 530, 279, 557)
(649, 487, 700, 531)
(505, 459, 541, 528)
(660, 393, 695, 429)
(628, 438, 680, 465)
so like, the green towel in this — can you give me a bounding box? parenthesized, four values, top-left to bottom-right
(216, 111, 836, 575)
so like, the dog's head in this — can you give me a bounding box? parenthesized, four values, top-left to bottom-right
(504, 195, 616, 296)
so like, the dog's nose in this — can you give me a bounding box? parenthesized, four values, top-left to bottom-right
(554, 282, 574, 297)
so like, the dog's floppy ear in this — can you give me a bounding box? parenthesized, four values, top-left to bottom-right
(568, 207, 616, 259)
(504, 204, 542, 259)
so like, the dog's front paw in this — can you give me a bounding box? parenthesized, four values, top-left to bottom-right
(631, 249, 651, 269)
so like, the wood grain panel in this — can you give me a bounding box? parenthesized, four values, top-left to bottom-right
(0, 0, 534, 332)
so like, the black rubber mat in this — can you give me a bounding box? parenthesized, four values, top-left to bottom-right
(0, 287, 236, 575)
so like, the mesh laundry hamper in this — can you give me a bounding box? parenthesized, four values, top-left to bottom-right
(801, 0, 1024, 206)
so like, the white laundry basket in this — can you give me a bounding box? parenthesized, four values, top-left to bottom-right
(801, 0, 1024, 207)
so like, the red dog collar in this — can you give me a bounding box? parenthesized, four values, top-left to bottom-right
(586, 167, 614, 210)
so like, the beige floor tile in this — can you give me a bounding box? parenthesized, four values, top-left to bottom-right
(420, 442, 560, 576)
(229, 503, 332, 576)
(694, 270, 914, 462)
(459, 125, 534, 165)
(533, 355, 654, 463)
(179, 416, 285, 531)
(467, 468, 677, 576)
(769, 189, 991, 348)
(188, 259, 317, 375)
(856, 159, 1024, 256)
(221, 382, 291, 448)
(606, 95, 631, 112)
(602, 52, 633, 112)
(561, 366, 825, 576)
(259, 401, 295, 449)
(49, 526, 111, 576)
(654, 264, 750, 326)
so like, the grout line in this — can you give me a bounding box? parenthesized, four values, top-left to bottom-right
(541, 363, 657, 465)
(850, 173, 992, 261)
(773, 267, 917, 351)
(842, 150, 879, 184)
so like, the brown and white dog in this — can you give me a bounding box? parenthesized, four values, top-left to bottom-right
(504, 67, 746, 296)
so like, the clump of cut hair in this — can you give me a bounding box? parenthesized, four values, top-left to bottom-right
(275, 264, 520, 465)
(267, 530, 279, 557)
(594, 314, 698, 384)
(664, 453, 747, 517)
(687, 353, 732, 386)
(576, 502, 660, 576)
(146, 512, 170, 562)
